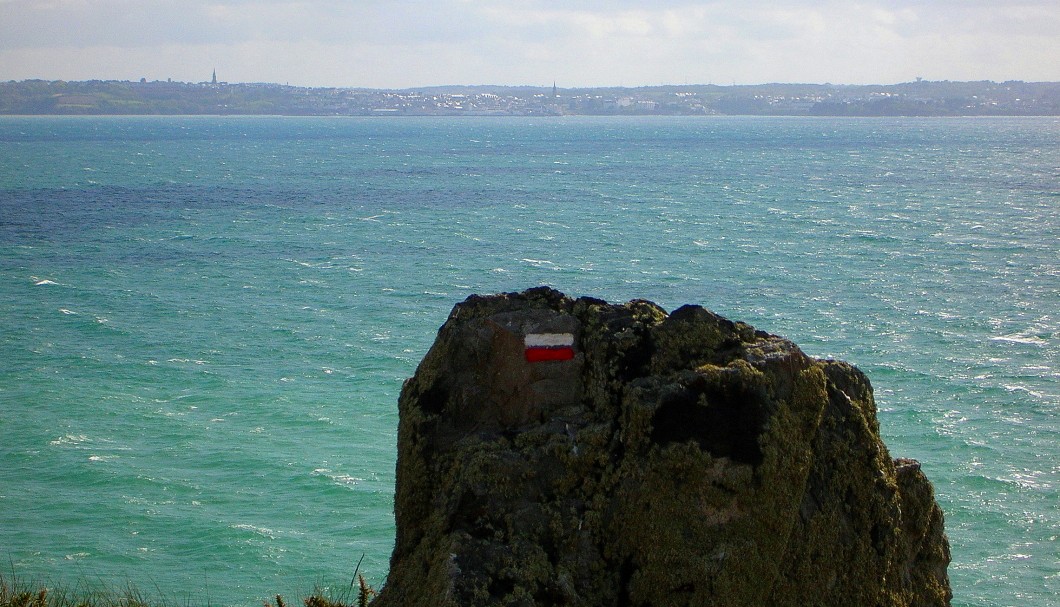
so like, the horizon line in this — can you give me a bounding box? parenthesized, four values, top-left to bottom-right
(5, 77, 1058, 90)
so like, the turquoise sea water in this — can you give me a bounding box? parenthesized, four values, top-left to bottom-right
(0, 116, 1057, 606)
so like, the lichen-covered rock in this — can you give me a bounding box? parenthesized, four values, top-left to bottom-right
(374, 287, 951, 607)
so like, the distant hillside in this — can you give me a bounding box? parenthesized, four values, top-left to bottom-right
(1, 79, 1057, 116)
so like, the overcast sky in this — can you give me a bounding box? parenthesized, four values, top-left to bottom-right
(1, 0, 1057, 88)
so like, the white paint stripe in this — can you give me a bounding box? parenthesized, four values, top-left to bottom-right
(524, 333, 574, 348)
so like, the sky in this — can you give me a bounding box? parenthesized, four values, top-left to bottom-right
(1, 0, 1057, 88)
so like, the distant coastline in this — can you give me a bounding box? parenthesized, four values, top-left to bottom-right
(1, 79, 1057, 116)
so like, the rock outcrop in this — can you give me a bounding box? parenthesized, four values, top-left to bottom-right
(374, 287, 951, 607)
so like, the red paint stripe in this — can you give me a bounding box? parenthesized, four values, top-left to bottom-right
(525, 346, 575, 362)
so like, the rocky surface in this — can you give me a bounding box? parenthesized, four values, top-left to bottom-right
(373, 287, 951, 607)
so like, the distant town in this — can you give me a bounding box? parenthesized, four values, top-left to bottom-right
(1, 77, 1057, 116)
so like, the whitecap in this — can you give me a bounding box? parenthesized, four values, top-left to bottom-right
(1002, 384, 1045, 398)
(330, 473, 363, 486)
(520, 258, 556, 268)
(991, 334, 1047, 346)
(231, 523, 276, 539)
(51, 434, 90, 446)
(166, 358, 207, 365)
(312, 467, 363, 488)
(34, 279, 59, 286)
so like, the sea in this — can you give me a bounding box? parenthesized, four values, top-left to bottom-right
(0, 115, 1056, 607)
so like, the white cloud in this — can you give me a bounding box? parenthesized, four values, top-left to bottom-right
(0, 0, 1056, 86)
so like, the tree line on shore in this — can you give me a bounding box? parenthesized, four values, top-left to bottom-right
(1, 78, 1057, 116)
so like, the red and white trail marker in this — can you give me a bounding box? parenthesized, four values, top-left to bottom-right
(524, 333, 575, 363)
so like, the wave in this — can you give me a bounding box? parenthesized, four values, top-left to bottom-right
(990, 334, 1048, 346)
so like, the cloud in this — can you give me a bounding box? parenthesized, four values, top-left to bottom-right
(0, 1, 494, 48)
(0, 0, 1057, 86)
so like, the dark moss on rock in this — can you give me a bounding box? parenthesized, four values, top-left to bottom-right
(374, 288, 951, 607)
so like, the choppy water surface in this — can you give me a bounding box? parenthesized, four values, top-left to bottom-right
(1, 116, 1057, 606)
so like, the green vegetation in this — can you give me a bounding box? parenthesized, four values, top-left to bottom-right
(0, 573, 376, 607)
(1, 78, 1057, 116)
(1, 575, 153, 607)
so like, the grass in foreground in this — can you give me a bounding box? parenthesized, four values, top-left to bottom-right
(0, 574, 376, 607)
